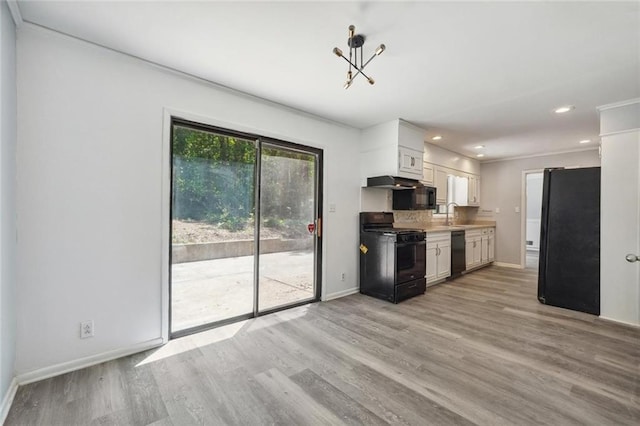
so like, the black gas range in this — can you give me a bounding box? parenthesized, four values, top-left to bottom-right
(359, 212, 427, 303)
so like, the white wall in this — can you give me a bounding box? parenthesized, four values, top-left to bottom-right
(16, 24, 361, 376)
(481, 150, 600, 266)
(0, 0, 17, 409)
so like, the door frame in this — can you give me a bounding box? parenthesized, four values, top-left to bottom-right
(164, 114, 323, 339)
(520, 169, 544, 269)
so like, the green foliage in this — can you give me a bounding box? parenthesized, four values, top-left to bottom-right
(172, 124, 316, 236)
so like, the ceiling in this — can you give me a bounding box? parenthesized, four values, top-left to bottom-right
(16, 1, 640, 161)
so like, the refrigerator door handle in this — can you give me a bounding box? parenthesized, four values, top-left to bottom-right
(625, 254, 640, 263)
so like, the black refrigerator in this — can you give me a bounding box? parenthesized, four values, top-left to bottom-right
(538, 167, 600, 315)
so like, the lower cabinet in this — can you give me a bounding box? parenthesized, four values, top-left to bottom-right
(426, 231, 451, 285)
(466, 227, 495, 270)
(488, 234, 495, 261)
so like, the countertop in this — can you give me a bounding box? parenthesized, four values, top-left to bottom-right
(394, 222, 496, 233)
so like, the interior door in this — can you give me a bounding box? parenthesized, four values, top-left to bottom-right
(601, 130, 640, 323)
(257, 141, 322, 313)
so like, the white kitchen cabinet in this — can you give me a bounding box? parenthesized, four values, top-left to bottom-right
(435, 167, 448, 205)
(360, 119, 426, 181)
(488, 234, 495, 261)
(427, 231, 451, 285)
(481, 227, 495, 264)
(481, 236, 489, 263)
(436, 242, 451, 279)
(399, 146, 424, 177)
(465, 229, 483, 269)
(426, 242, 438, 283)
(465, 238, 475, 269)
(468, 175, 481, 206)
(467, 227, 495, 270)
(423, 162, 434, 186)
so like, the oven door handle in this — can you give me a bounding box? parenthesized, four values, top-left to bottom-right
(396, 241, 426, 248)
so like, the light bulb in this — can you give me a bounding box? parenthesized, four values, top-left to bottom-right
(368, 77, 375, 85)
(375, 44, 386, 55)
(349, 25, 355, 38)
(344, 80, 352, 89)
(333, 47, 343, 57)
(554, 105, 574, 114)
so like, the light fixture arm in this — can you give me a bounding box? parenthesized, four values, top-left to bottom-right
(332, 25, 385, 89)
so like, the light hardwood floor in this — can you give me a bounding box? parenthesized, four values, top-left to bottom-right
(6, 264, 640, 425)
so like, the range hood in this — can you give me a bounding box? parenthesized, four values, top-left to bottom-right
(367, 175, 424, 190)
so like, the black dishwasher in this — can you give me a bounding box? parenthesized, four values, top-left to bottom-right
(449, 230, 466, 279)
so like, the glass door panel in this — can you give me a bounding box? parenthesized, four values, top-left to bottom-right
(170, 123, 256, 335)
(258, 143, 318, 312)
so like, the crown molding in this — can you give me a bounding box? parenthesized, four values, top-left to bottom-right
(597, 98, 640, 112)
(481, 147, 599, 164)
(6, 0, 23, 27)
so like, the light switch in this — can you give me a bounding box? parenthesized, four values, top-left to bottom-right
(329, 203, 336, 213)
(495, 207, 500, 214)
(515, 206, 520, 213)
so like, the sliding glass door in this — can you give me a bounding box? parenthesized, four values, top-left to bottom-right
(258, 142, 319, 312)
(170, 123, 257, 334)
(169, 120, 322, 337)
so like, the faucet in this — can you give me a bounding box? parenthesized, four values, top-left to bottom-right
(445, 202, 459, 226)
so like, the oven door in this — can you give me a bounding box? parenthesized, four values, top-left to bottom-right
(396, 240, 427, 284)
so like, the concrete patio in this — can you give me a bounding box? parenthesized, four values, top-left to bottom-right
(171, 250, 314, 332)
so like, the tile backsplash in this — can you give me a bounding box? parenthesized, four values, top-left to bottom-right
(393, 206, 483, 225)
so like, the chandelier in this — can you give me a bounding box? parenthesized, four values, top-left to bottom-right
(333, 25, 385, 89)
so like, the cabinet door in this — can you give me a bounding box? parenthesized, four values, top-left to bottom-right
(426, 243, 438, 283)
(465, 239, 475, 268)
(435, 168, 448, 205)
(473, 238, 482, 265)
(481, 236, 489, 264)
(488, 235, 495, 261)
(468, 175, 480, 206)
(423, 162, 434, 186)
(437, 242, 451, 279)
(398, 146, 423, 178)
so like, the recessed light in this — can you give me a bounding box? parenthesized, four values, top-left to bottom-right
(554, 105, 575, 114)
(432, 135, 442, 141)
(476, 154, 485, 158)
(579, 139, 591, 144)
(474, 145, 485, 149)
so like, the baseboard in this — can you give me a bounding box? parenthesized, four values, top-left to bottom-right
(598, 315, 640, 329)
(16, 337, 164, 386)
(323, 287, 359, 301)
(0, 377, 18, 424)
(493, 262, 524, 269)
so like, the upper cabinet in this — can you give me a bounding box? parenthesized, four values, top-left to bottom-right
(361, 119, 426, 181)
(434, 167, 448, 204)
(468, 175, 481, 206)
(422, 162, 434, 186)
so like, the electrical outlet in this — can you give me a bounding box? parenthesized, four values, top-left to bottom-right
(80, 320, 94, 339)
(341, 272, 346, 281)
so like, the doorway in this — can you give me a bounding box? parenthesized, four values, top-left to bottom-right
(169, 119, 322, 337)
(524, 171, 543, 269)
